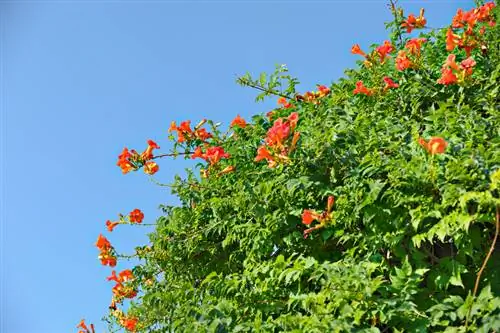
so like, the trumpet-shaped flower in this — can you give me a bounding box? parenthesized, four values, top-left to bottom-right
(395, 50, 412, 71)
(383, 77, 399, 91)
(353, 81, 374, 96)
(419, 137, 448, 154)
(230, 115, 247, 128)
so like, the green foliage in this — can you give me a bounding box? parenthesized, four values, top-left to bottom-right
(109, 3, 500, 332)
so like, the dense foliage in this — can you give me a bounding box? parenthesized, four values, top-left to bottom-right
(79, 2, 500, 332)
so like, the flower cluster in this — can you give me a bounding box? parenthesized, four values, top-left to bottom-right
(447, 2, 496, 57)
(107, 269, 137, 302)
(401, 8, 427, 33)
(351, 40, 395, 67)
(77, 319, 95, 333)
(117, 140, 160, 175)
(353, 77, 399, 96)
(96, 234, 117, 267)
(191, 145, 231, 178)
(168, 119, 212, 143)
(255, 112, 300, 168)
(350, 2, 495, 95)
(395, 38, 427, 71)
(437, 54, 476, 85)
(301, 196, 335, 238)
(295, 84, 331, 104)
(191, 146, 230, 165)
(106, 208, 145, 232)
(266, 84, 330, 119)
(93, 225, 142, 331)
(120, 316, 139, 332)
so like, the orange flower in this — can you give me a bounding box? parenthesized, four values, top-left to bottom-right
(168, 121, 177, 132)
(444, 54, 460, 71)
(121, 316, 139, 332)
(107, 270, 120, 283)
(460, 57, 476, 75)
(287, 112, 299, 132)
(143, 161, 159, 175)
(230, 115, 247, 128)
(117, 160, 135, 174)
(401, 8, 426, 33)
(446, 28, 459, 52)
(108, 270, 134, 284)
(254, 146, 274, 163)
(395, 50, 412, 71)
(119, 269, 134, 282)
(436, 54, 469, 85)
(112, 283, 137, 299)
(405, 38, 426, 55)
(475, 2, 496, 25)
(301, 196, 336, 236)
(106, 220, 120, 232)
(289, 132, 301, 154)
(169, 120, 194, 142)
(96, 234, 111, 251)
(317, 85, 331, 97)
(419, 137, 448, 154)
(77, 320, 95, 333)
(191, 146, 204, 160)
(376, 40, 394, 63)
(129, 209, 144, 223)
(178, 121, 192, 133)
(302, 210, 317, 225)
(383, 77, 399, 91)
(219, 165, 236, 175)
(98, 252, 117, 267)
(118, 147, 132, 161)
(117, 148, 136, 174)
(437, 68, 458, 85)
(96, 236, 117, 266)
(147, 139, 160, 152)
(265, 118, 291, 147)
(204, 146, 230, 165)
(277, 97, 293, 108)
(351, 44, 366, 57)
(353, 81, 373, 96)
(194, 128, 212, 141)
(77, 319, 89, 332)
(140, 140, 160, 161)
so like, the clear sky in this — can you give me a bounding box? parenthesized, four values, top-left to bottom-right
(1, 1, 473, 332)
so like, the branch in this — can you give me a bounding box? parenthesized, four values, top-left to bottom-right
(237, 77, 294, 100)
(465, 204, 500, 328)
(152, 151, 193, 160)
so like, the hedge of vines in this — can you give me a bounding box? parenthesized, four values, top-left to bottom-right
(78, 2, 500, 332)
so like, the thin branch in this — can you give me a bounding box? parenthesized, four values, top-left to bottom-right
(465, 204, 500, 328)
(148, 176, 211, 190)
(388, 0, 403, 47)
(237, 77, 294, 100)
(152, 151, 193, 160)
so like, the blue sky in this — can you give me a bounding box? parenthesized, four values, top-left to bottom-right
(1, 1, 473, 332)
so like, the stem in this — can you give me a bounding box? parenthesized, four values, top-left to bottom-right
(388, 0, 403, 47)
(237, 77, 294, 100)
(152, 151, 193, 160)
(465, 205, 500, 329)
(149, 177, 211, 190)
